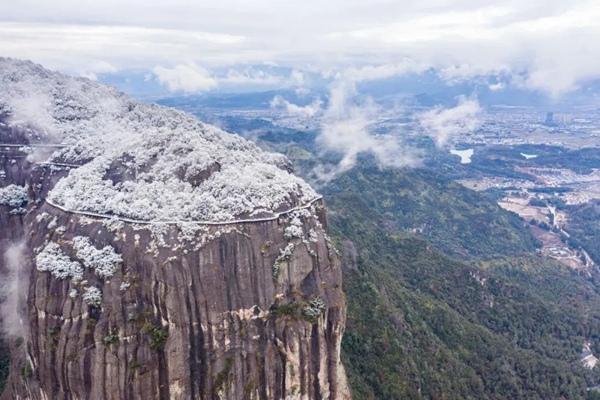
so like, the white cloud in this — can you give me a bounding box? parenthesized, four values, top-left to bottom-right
(153, 64, 217, 93)
(78, 60, 117, 81)
(342, 61, 427, 82)
(327, 1, 600, 96)
(0, 1, 599, 97)
(152, 64, 308, 94)
(218, 67, 309, 90)
(270, 95, 322, 117)
(314, 79, 418, 180)
(0, 22, 245, 73)
(221, 68, 284, 86)
(7, 83, 56, 136)
(1, 243, 28, 338)
(488, 82, 505, 91)
(418, 97, 482, 147)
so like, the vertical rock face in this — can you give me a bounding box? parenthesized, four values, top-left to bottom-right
(0, 58, 349, 399)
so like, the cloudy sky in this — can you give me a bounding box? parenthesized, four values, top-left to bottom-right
(1, 0, 599, 96)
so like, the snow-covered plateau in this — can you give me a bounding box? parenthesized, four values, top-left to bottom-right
(0, 58, 318, 222)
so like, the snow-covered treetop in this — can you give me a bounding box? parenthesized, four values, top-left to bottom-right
(0, 184, 28, 209)
(0, 58, 318, 222)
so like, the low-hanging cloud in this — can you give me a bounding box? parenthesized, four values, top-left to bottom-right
(314, 79, 418, 180)
(341, 60, 427, 82)
(222, 67, 284, 87)
(418, 97, 481, 147)
(153, 63, 217, 93)
(270, 95, 322, 118)
(154, 64, 308, 94)
(1, 242, 28, 338)
(3, 78, 57, 138)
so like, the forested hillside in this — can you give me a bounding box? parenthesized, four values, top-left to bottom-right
(323, 164, 539, 259)
(323, 164, 600, 399)
(567, 200, 600, 264)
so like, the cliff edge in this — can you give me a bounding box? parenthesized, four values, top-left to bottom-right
(0, 58, 349, 400)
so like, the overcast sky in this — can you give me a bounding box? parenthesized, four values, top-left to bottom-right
(1, 0, 599, 96)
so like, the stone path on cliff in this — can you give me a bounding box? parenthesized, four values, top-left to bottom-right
(45, 194, 323, 226)
(2, 145, 323, 225)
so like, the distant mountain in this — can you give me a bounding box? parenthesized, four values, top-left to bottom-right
(103, 65, 600, 110)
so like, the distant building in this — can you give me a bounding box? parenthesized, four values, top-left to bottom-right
(544, 112, 556, 126)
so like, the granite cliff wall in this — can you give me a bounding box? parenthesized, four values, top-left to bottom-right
(0, 58, 350, 399)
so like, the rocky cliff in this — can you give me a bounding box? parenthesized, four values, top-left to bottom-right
(0, 58, 349, 400)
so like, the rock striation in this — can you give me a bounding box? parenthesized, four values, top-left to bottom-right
(0, 58, 349, 400)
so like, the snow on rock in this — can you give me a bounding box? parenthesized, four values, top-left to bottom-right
(273, 242, 296, 278)
(82, 286, 102, 307)
(303, 297, 326, 319)
(72, 236, 122, 278)
(284, 216, 304, 239)
(34, 239, 110, 306)
(0, 58, 318, 222)
(35, 242, 83, 281)
(0, 184, 28, 211)
(581, 341, 598, 369)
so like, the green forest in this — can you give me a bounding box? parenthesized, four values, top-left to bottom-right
(323, 164, 600, 399)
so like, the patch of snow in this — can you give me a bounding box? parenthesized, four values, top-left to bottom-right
(0, 184, 28, 210)
(284, 216, 304, 239)
(35, 212, 50, 222)
(303, 297, 326, 319)
(273, 243, 295, 278)
(82, 286, 102, 307)
(520, 153, 538, 159)
(450, 148, 474, 164)
(581, 341, 598, 369)
(0, 58, 318, 222)
(47, 217, 57, 230)
(35, 242, 83, 281)
(72, 236, 122, 278)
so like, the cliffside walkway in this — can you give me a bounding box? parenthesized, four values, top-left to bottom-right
(2, 142, 322, 226)
(44, 196, 323, 226)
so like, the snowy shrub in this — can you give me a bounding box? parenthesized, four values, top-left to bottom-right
(0, 184, 28, 210)
(272, 263, 281, 279)
(284, 216, 304, 240)
(284, 225, 304, 240)
(72, 236, 122, 278)
(303, 297, 326, 319)
(103, 330, 119, 345)
(308, 229, 319, 243)
(36, 242, 83, 281)
(82, 286, 102, 307)
(273, 243, 295, 278)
